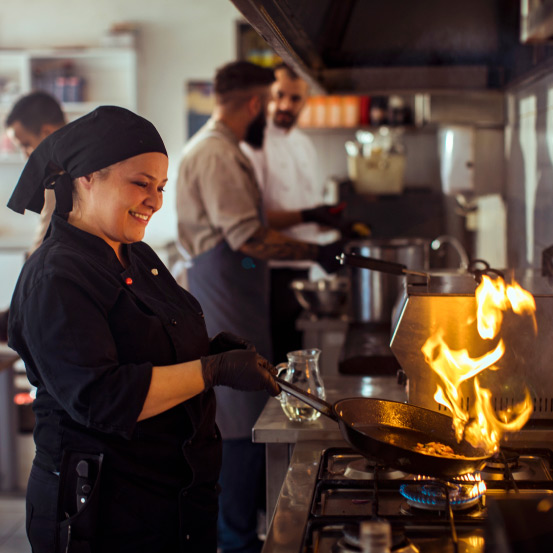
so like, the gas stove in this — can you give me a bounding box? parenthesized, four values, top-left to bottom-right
(295, 447, 553, 553)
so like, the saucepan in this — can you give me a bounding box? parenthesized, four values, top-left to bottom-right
(276, 377, 493, 478)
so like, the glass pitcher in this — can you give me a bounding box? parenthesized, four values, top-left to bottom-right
(276, 348, 326, 422)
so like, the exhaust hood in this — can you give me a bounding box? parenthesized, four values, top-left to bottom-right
(521, 0, 553, 42)
(230, 0, 521, 94)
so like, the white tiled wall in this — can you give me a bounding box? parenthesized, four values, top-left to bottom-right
(505, 71, 553, 268)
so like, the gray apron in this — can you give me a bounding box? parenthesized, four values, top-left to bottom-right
(187, 238, 272, 439)
(184, 126, 272, 439)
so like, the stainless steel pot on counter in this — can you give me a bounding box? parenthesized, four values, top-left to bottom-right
(346, 238, 430, 324)
(337, 238, 430, 375)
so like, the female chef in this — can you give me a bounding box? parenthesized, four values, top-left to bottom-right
(6, 105, 279, 553)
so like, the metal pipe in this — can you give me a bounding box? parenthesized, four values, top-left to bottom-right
(431, 235, 470, 269)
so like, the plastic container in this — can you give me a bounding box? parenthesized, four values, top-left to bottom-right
(347, 153, 406, 194)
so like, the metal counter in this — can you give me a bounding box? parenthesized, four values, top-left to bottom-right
(260, 439, 339, 553)
(253, 375, 407, 527)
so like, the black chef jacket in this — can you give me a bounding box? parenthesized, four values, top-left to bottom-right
(8, 214, 221, 552)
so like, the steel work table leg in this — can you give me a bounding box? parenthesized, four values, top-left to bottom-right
(0, 360, 18, 491)
(264, 442, 295, 532)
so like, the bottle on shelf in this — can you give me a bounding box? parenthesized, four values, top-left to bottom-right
(326, 96, 343, 127)
(370, 96, 388, 126)
(342, 96, 361, 127)
(359, 96, 371, 126)
(311, 96, 327, 127)
(388, 95, 412, 126)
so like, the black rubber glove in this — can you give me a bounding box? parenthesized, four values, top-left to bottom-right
(301, 202, 346, 228)
(201, 350, 280, 396)
(208, 331, 255, 355)
(316, 240, 347, 274)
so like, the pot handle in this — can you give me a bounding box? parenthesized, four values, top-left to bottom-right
(275, 376, 338, 421)
(338, 253, 428, 278)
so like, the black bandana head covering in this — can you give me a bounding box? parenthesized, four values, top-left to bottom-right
(7, 105, 168, 215)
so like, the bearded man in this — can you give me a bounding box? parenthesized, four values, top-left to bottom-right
(176, 60, 343, 553)
(241, 63, 345, 364)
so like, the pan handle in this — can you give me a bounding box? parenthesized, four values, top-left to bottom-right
(275, 376, 338, 421)
(338, 253, 428, 278)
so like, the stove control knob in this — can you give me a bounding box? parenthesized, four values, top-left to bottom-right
(359, 519, 391, 553)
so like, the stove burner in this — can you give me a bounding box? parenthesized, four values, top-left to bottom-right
(344, 458, 408, 480)
(334, 536, 362, 553)
(484, 450, 520, 471)
(399, 476, 485, 511)
(337, 524, 418, 553)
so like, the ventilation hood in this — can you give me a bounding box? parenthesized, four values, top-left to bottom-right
(230, 0, 521, 94)
(521, 0, 553, 42)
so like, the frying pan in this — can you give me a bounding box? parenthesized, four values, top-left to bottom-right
(276, 377, 493, 478)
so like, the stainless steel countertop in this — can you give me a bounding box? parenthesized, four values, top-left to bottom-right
(253, 375, 408, 444)
(258, 375, 553, 553)
(261, 439, 339, 553)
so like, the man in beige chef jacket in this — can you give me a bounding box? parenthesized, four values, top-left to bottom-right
(240, 63, 340, 364)
(176, 60, 344, 553)
(6, 91, 66, 254)
(0, 91, 66, 343)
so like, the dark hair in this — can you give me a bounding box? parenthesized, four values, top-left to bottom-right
(5, 91, 66, 134)
(274, 63, 300, 80)
(214, 61, 275, 95)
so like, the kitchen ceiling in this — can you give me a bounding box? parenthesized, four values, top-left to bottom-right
(230, 0, 522, 94)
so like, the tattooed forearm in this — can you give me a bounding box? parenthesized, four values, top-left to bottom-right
(239, 226, 318, 261)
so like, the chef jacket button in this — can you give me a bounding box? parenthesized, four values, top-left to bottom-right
(171, 319, 177, 326)
(186, 535, 190, 541)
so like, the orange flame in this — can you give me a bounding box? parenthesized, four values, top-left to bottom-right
(416, 472, 487, 498)
(423, 274, 536, 453)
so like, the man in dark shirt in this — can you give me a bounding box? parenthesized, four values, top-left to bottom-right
(0, 92, 66, 343)
(6, 91, 66, 253)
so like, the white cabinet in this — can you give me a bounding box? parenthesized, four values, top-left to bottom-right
(0, 47, 137, 163)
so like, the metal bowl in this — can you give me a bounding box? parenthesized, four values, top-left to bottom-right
(290, 277, 349, 318)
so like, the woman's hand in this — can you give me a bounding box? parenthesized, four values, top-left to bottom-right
(201, 350, 279, 396)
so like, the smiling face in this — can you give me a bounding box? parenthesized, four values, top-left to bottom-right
(70, 152, 168, 261)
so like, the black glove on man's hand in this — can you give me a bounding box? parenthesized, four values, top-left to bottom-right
(201, 350, 280, 396)
(208, 331, 255, 355)
(316, 240, 347, 274)
(301, 202, 346, 228)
